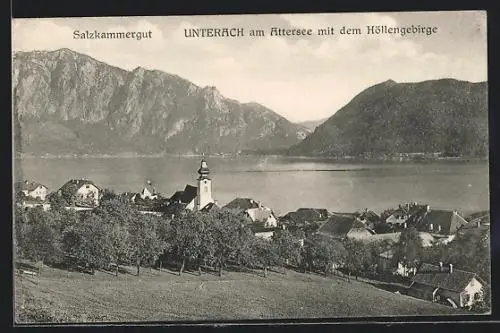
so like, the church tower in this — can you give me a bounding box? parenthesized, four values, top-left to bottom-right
(196, 158, 214, 210)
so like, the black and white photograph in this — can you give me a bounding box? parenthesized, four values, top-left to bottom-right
(11, 11, 490, 324)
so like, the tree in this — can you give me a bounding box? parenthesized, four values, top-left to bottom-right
(343, 239, 372, 279)
(304, 234, 346, 275)
(168, 210, 210, 275)
(47, 192, 67, 212)
(105, 222, 130, 276)
(272, 229, 302, 272)
(393, 226, 423, 271)
(100, 188, 118, 203)
(205, 210, 249, 277)
(20, 208, 64, 267)
(253, 238, 278, 277)
(62, 213, 112, 273)
(128, 214, 165, 276)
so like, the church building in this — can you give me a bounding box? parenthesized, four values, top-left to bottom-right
(165, 158, 218, 217)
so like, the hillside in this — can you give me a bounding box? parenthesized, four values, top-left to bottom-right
(288, 79, 488, 157)
(12, 49, 308, 155)
(14, 264, 465, 323)
(298, 118, 328, 132)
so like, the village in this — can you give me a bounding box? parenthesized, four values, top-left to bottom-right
(14, 158, 491, 314)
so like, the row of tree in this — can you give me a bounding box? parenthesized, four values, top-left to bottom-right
(14, 192, 491, 286)
(14, 191, 395, 279)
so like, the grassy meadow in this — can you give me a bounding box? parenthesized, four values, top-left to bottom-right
(14, 264, 466, 323)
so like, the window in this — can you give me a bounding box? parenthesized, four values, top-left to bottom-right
(85, 185, 90, 189)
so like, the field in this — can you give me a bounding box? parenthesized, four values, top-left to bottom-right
(14, 264, 466, 323)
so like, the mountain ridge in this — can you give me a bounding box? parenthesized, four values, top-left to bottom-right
(13, 48, 308, 155)
(288, 78, 488, 158)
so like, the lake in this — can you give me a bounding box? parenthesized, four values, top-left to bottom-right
(14, 156, 490, 216)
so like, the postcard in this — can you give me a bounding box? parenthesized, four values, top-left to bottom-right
(11, 11, 490, 324)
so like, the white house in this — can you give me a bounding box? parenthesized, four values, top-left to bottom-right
(16, 180, 48, 201)
(407, 262, 486, 308)
(57, 179, 101, 207)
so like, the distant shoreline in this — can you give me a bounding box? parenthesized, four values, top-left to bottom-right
(15, 152, 488, 163)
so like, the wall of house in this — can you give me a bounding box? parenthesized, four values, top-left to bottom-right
(22, 202, 51, 211)
(461, 277, 484, 307)
(386, 215, 408, 225)
(265, 214, 278, 228)
(186, 199, 195, 211)
(255, 231, 274, 240)
(395, 262, 416, 277)
(76, 184, 100, 206)
(26, 186, 48, 201)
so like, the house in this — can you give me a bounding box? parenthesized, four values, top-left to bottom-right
(168, 185, 198, 210)
(407, 262, 486, 308)
(383, 203, 429, 226)
(57, 179, 101, 207)
(366, 231, 436, 247)
(317, 213, 375, 240)
(16, 180, 48, 201)
(376, 249, 416, 277)
(280, 208, 330, 229)
(414, 210, 469, 239)
(358, 209, 381, 226)
(245, 206, 278, 228)
(254, 230, 275, 240)
(139, 180, 158, 200)
(223, 198, 260, 212)
(223, 198, 277, 227)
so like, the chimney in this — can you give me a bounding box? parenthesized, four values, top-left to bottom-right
(449, 264, 453, 274)
(477, 219, 481, 228)
(426, 205, 430, 212)
(439, 262, 443, 271)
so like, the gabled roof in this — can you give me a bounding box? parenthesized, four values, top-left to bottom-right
(223, 197, 260, 211)
(169, 191, 184, 202)
(411, 263, 484, 293)
(387, 204, 428, 219)
(281, 208, 329, 224)
(141, 185, 157, 196)
(180, 185, 197, 204)
(200, 201, 219, 213)
(415, 210, 468, 235)
(59, 179, 101, 194)
(169, 185, 198, 204)
(16, 180, 47, 192)
(246, 207, 275, 222)
(317, 214, 371, 239)
(360, 209, 380, 222)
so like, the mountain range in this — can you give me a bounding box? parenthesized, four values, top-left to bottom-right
(297, 118, 329, 132)
(12, 48, 488, 158)
(13, 48, 308, 155)
(289, 79, 488, 158)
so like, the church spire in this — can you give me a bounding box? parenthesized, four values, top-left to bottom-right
(198, 158, 210, 180)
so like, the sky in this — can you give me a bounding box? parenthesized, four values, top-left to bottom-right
(12, 11, 487, 123)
